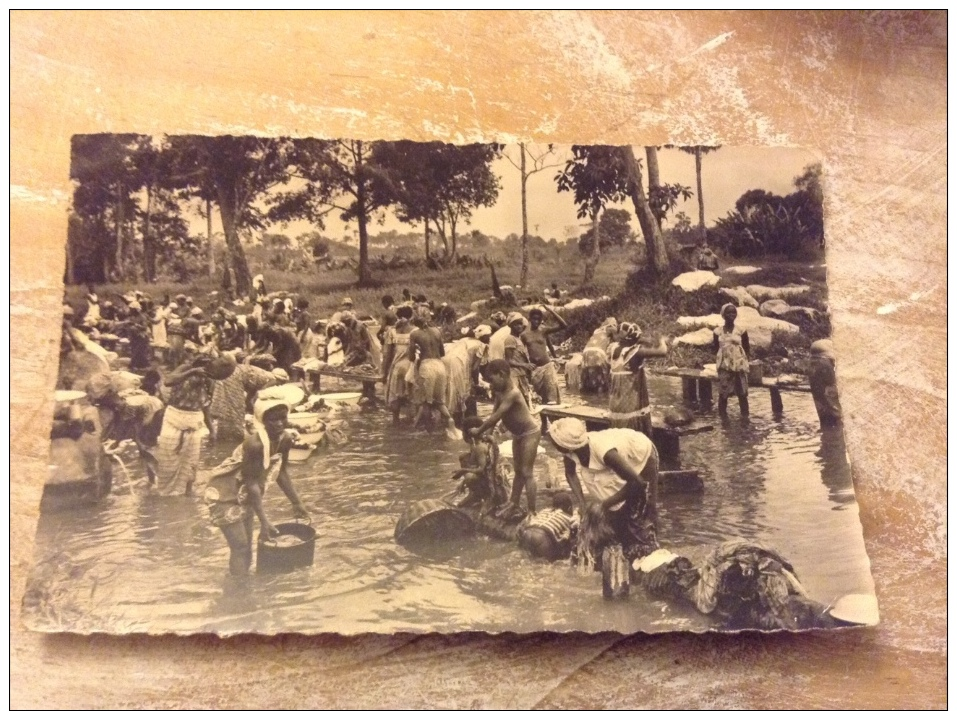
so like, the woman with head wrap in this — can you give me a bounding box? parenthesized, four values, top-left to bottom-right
(382, 305, 416, 422)
(546, 417, 660, 565)
(153, 354, 234, 496)
(712, 304, 751, 418)
(503, 312, 533, 406)
(205, 398, 309, 576)
(579, 317, 619, 394)
(486, 312, 511, 362)
(607, 322, 670, 436)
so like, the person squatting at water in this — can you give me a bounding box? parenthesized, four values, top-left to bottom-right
(713, 303, 751, 418)
(466, 359, 541, 522)
(205, 399, 310, 576)
(406, 314, 461, 439)
(546, 417, 659, 565)
(521, 305, 568, 405)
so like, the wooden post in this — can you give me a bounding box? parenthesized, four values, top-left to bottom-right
(681, 377, 698, 403)
(652, 428, 681, 460)
(698, 378, 713, 406)
(770, 386, 784, 415)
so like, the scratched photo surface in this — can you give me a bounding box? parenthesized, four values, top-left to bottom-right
(20, 137, 879, 636)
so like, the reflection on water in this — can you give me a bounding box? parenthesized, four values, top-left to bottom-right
(23, 377, 874, 635)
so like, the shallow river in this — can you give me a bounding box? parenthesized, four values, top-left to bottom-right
(24, 376, 875, 635)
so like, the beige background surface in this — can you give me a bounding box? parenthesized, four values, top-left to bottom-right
(11, 11, 946, 709)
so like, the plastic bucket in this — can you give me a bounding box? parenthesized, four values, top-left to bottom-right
(256, 521, 316, 574)
(748, 361, 764, 387)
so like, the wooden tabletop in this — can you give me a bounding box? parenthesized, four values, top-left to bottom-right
(11, 11, 946, 709)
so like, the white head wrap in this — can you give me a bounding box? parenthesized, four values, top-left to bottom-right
(547, 418, 589, 452)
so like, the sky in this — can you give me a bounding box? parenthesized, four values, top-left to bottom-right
(198, 144, 820, 243)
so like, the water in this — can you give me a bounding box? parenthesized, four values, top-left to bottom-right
(23, 377, 875, 635)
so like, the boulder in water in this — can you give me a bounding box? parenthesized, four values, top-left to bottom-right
(745, 284, 810, 301)
(677, 307, 799, 351)
(675, 327, 714, 346)
(723, 265, 761, 276)
(671, 270, 721, 292)
(719, 286, 759, 309)
(759, 299, 790, 317)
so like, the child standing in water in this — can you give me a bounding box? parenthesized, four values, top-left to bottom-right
(466, 359, 540, 521)
(713, 303, 751, 418)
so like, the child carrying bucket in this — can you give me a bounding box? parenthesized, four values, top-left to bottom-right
(205, 398, 310, 576)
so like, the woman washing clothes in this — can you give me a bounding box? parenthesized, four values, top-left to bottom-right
(546, 417, 660, 565)
(607, 322, 669, 437)
(382, 305, 416, 423)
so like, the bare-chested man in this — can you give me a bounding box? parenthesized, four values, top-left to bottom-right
(407, 315, 461, 439)
(521, 305, 568, 405)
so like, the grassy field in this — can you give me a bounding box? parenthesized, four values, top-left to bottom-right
(64, 245, 829, 375)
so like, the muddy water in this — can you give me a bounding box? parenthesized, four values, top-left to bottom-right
(23, 377, 874, 635)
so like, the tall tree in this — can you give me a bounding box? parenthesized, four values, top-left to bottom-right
(503, 144, 562, 288)
(371, 141, 502, 264)
(69, 134, 141, 283)
(577, 207, 634, 255)
(620, 146, 671, 275)
(678, 145, 721, 244)
(555, 146, 631, 286)
(268, 138, 397, 286)
(167, 136, 296, 295)
(644, 146, 694, 231)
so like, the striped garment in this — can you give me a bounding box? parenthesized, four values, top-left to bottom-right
(154, 405, 206, 496)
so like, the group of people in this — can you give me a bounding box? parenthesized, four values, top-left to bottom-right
(63, 267, 776, 579)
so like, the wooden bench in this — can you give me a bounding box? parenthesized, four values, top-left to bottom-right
(651, 367, 811, 415)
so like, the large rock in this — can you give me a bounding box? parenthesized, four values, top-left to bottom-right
(676, 306, 799, 351)
(671, 270, 720, 292)
(786, 306, 823, 319)
(723, 265, 761, 276)
(745, 284, 810, 301)
(759, 299, 790, 317)
(719, 286, 759, 309)
(675, 327, 715, 346)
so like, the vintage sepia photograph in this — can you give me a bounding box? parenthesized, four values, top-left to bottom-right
(22, 137, 878, 635)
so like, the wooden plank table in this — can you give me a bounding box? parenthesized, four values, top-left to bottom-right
(651, 367, 811, 414)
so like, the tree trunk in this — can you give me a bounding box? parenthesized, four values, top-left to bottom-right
(354, 140, 372, 286)
(622, 146, 669, 275)
(424, 219, 431, 259)
(113, 185, 125, 281)
(449, 213, 458, 260)
(142, 183, 155, 283)
(206, 197, 215, 278)
(645, 146, 663, 231)
(695, 147, 706, 244)
(520, 144, 530, 289)
(583, 208, 601, 286)
(216, 182, 252, 296)
(436, 217, 450, 258)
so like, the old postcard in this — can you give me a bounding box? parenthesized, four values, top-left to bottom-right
(21, 138, 877, 635)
